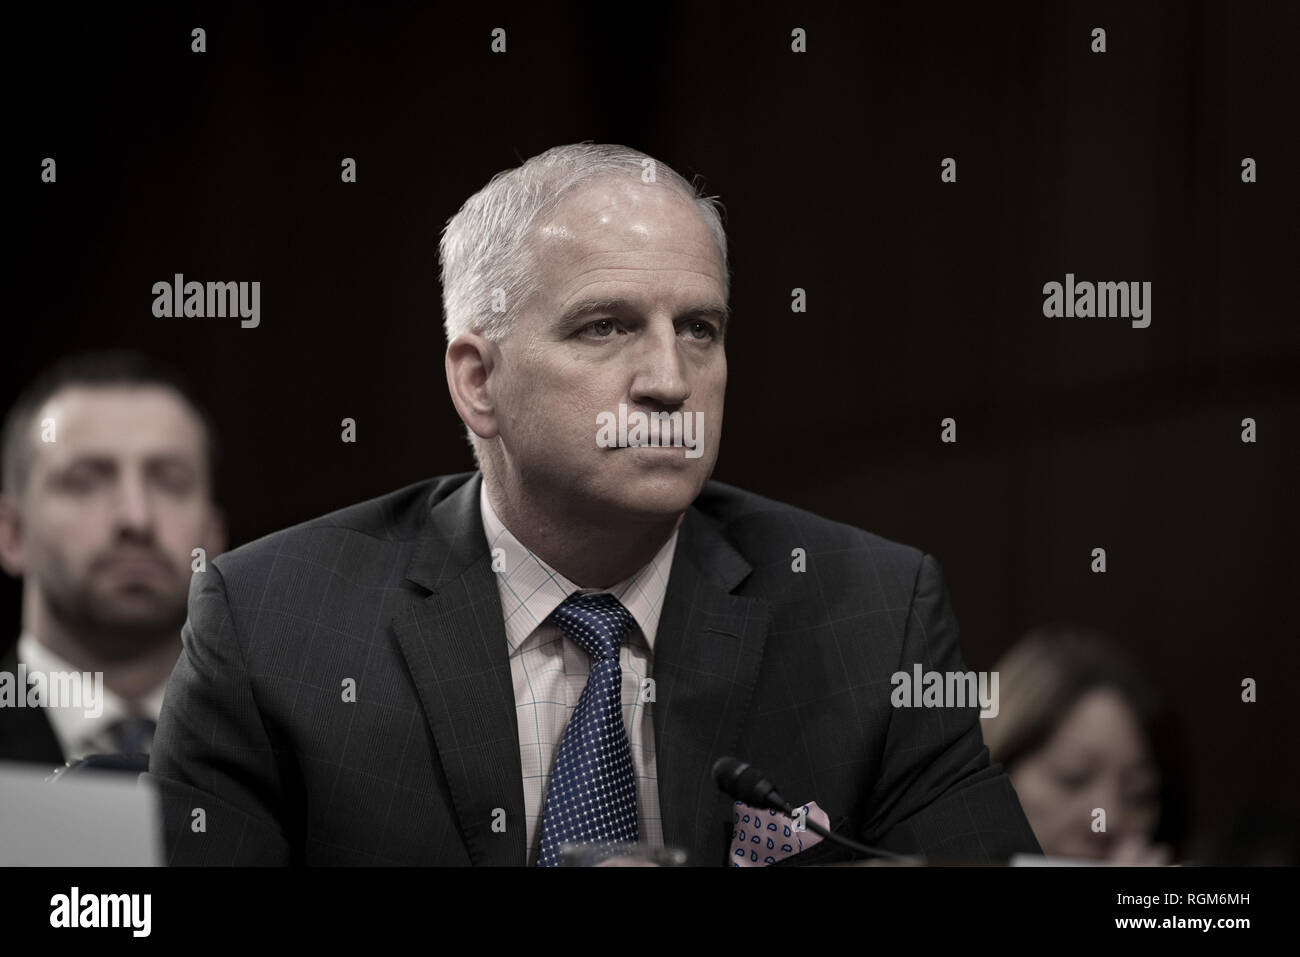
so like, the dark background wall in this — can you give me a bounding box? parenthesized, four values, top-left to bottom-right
(9, 2, 1298, 847)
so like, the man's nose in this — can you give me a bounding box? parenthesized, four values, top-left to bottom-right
(629, 325, 691, 407)
(113, 472, 155, 534)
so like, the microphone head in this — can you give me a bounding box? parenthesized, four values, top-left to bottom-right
(712, 756, 784, 811)
(712, 756, 749, 792)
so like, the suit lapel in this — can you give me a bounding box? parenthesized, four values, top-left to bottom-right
(653, 503, 771, 866)
(389, 473, 526, 865)
(0, 645, 66, 767)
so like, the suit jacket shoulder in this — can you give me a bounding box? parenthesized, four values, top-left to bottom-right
(211, 472, 473, 583)
(676, 478, 1041, 864)
(146, 470, 501, 864)
(690, 478, 927, 610)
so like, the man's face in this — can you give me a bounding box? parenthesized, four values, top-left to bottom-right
(488, 177, 728, 521)
(0, 385, 223, 652)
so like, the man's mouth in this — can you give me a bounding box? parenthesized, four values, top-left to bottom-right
(96, 551, 172, 580)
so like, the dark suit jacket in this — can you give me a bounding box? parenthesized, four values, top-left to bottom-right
(0, 645, 68, 770)
(144, 471, 1042, 865)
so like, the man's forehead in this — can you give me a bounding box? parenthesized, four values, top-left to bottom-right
(550, 176, 684, 216)
(531, 178, 719, 260)
(33, 385, 205, 458)
(524, 178, 725, 307)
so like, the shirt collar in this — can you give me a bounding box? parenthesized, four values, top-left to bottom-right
(479, 479, 679, 655)
(16, 632, 167, 762)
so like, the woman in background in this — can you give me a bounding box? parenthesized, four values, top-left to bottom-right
(982, 625, 1188, 864)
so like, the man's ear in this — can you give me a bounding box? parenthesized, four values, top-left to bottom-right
(445, 332, 501, 441)
(0, 493, 27, 578)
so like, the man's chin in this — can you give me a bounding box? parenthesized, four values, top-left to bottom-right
(588, 469, 709, 519)
(85, 594, 187, 640)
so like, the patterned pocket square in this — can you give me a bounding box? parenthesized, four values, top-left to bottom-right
(729, 800, 830, 867)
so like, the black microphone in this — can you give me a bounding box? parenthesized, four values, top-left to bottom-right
(712, 756, 906, 862)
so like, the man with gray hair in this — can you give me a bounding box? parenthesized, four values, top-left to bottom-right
(147, 143, 1041, 866)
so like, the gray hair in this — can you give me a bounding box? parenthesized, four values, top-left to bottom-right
(438, 143, 729, 345)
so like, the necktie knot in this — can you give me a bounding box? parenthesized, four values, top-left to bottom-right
(108, 715, 157, 754)
(548, 592, 635, 661)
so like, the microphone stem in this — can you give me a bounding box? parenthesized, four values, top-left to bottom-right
(786, 807, 906, 861)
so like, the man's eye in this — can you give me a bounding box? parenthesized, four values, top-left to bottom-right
(683, 320, 717, 340)
(57, 469, 103, 492)
(154, 468, 196, 494)
(1053, 771, 1090, 792)
(583, 318, 616, 337)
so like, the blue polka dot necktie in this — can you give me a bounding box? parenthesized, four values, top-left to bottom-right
(535, 592, 640, 867)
